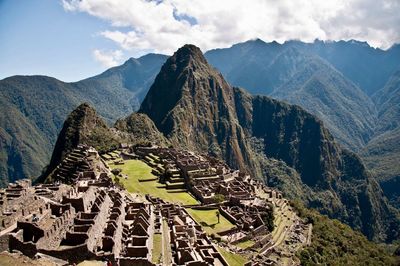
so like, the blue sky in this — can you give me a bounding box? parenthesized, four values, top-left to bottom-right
(1, 0, 399, 82)
(0, 0, 128, 81)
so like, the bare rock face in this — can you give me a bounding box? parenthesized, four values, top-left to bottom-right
(139, 44, 400, 242)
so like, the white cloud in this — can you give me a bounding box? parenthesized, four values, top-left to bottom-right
(63, 0, 400, 56)
(92, 49, 123, 67)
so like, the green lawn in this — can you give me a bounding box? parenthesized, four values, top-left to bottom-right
(186, 208, 235, 235)
(235, 239, 255, 249)
(152, 233, 162, 264)
(111, 159, 198, 205)
(217, 247, 248, 266)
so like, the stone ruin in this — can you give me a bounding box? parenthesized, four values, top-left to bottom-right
(0, 146, 231, 265)
(147, 196, 228, 266)
(133, 145, 312, 265)
(0, 144, 312, 265)
(49, 144, 110, 184)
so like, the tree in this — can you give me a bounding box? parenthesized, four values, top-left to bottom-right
(263, 208, 275, 232)
(212, 194, 225, 203)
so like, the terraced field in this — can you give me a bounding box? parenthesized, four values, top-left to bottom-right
(271, 201, 295, 247)
(109, 159, 198, 205)
(186, 208, 235, 235)
(216, 247, 249, 266)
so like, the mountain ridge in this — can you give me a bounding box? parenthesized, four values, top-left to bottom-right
(0, 55, 167, 185)
(139, 44, 400, 242)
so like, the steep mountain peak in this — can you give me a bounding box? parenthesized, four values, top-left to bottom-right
(74, 102, 94, 112)
(37, 102, 119, 183)
(139, 44, 250, 170)
(139, 44, 231, 132)
(171, 44, 209, 70)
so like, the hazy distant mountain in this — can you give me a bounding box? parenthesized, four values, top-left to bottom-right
(285, 40, 400, 96)
(0, 54, 167, 186)
(205, 39, 400, 151)
(139, 44, 400, 242)
(362, 71, 400, 208)
(373, 70, 400, 134)
(206, 39, 400, 96)
(269, 48, 376, 150)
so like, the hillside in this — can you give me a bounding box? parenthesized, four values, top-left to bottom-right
(269, 48, 376, 150)
(372, 70, 400, 134)
(0, 54, 167, 186)
(206, 39, 400, 96)
(114, 112, 169, 147)
(139, 44, 400, 242)
(38, 103, 120, 183)
(205, 40, 379, 151)
(361, 71, 400, 208)
(292, 200, 399, 265)
(2, 39, 399, 189)
(285, 40, 400, 96)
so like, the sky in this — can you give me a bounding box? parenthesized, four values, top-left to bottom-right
(1, 0, 399, 82)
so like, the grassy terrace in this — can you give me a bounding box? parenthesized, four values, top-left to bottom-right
(186, 208, 235, 235)
(235, 239, 256, 249)
(152, 234, 162, 264)
(110, 159, 198, 205)
(217, 247, 248, 266)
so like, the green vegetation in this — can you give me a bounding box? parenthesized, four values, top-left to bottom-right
(235, 240, 255, 249)
(0, 54, 167, 186)
(212, 193, 225, 203)
(186, 208, 235, 235)
(291, 200, 399, 265)
(263, 206, 274, 232)
(110, 159, 197, 205)
(362, 127, 400, 208)
(114, 113, 169, 147)
(217, 247, 248, 266)
(152, 234, 162, 264)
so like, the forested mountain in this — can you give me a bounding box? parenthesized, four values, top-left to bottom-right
(0, 54, 166, 186)
(139, 44, 400, 242)
(362, 71, 400, 208)
(1, 39, 399, 215)
(204, 39, 400, 209)
(205, 39, 400, 151)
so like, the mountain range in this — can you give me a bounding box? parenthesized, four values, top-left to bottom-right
(139, 44, 400, 242)
(1, 39, 400, 234)
(38, 44, 400, 245)
(0, 54, 167, 186)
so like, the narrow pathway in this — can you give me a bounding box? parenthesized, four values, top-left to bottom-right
(162, 219, 172, 265)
